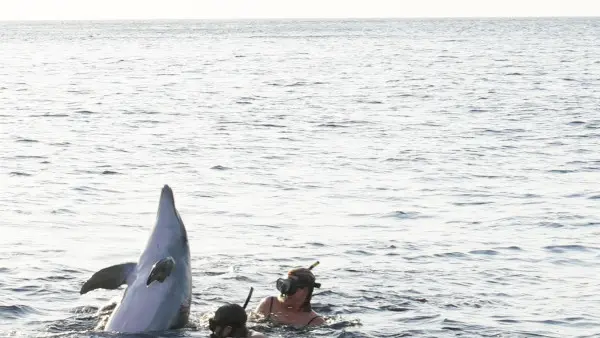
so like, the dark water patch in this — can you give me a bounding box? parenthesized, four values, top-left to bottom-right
(203, 271, 228, 276)
(345, 268, 363, 273)
(548, 169, 576, 174)
(253, 123, 286, 128)
(550, 258, 588, 266)
(356, 99, 383, 104)
(9, 171, 32, 176)
(223, 275, 254, 282)
(494, 246, 523, 251)
(285, 81, 308, 87)
(434, 252, 468, 258)
(352, 224, 391, 229)
(134, 119, 160, 124)
(576, 221, 600, 227)
(217, 120, 244, 125)
(16, 137, 39, 143)
(36, 274, 77, 282)
(69, 305, 99, 314)
(544, 245, 594, 253)
(385, 157, 407, 162)
(307, 242, 325, 247)
(515, 193, 542, 199)
(452, 201, 493, 206)
(239, 96, 263, 102)
(380, 211, 426, 219)
(101, 170, 120, 175)
(14, 155, 46, 159)
(396, 314, 440, 323)
(251, 224, 281, 229)
(403, 254, 431, 261)
(231, 212, 253, 218)
(318, 123, 349, 128)
(380, 305, 411, 312)
(539, 222, 564, 228)
(345, 250, 375, 256)
(348, 212, 377, 217)
(30, 113, 69, 117)
(588, 195, 600, 200)
(568, 120, 585, 126)
(0, 304, 40, 319)
(73, 185, 102, 192)
(211, 165, 230, 170)
(51, 208, 75, 214)
(497, 318, 521, 324)
(324, 319, 363, 331)
(480, 128, 504, 134)
(469, 249, 499, 256)
(471, 174, 502, 179)
(40, 249, 66, 254)
(8, 284, 47, 294)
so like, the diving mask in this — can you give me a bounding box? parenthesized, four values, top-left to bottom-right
(276, 261, 322, 296)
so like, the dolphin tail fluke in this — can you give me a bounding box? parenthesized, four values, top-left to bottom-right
(80, 262, 137, 295)
(146, 256, 176, 286)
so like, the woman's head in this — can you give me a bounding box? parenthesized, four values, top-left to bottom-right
(276, 267, 321, 312)
(209, 303, 249, 338)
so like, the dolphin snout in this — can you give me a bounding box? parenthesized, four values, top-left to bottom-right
(160, 185, 174, 200)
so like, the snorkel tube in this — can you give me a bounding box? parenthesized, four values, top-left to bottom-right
(242, 287, 254, 309)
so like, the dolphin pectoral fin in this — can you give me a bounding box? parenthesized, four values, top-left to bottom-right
(80, 262, 137, 295)
(146, 256, 176, 286)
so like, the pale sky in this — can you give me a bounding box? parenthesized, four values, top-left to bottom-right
(0, 0, 599, 21)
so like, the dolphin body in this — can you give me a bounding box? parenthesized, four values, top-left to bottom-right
(80, 184, 192, 333)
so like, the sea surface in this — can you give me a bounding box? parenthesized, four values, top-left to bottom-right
(0, 18, 599, 338)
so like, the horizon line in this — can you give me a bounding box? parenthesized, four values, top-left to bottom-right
(1, 14, 599, 22)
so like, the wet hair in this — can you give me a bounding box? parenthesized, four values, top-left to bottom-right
(210, 303, 249, 338)
(287, 267, 318, 312)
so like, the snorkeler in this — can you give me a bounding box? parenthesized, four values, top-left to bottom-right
(253, 261, 325, 328)
(209, 288, 266, 338)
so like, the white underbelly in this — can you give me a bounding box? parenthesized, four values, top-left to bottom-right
(105, 276, 180, 333)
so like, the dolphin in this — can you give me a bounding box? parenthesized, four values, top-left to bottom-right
(80, 184, 192, 333)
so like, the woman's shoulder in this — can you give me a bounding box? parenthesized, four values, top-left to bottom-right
(253, 295, 276, 314)
(306, 311, 326, 326)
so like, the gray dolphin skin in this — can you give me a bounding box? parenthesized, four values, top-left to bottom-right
(80, 184, 192, 333)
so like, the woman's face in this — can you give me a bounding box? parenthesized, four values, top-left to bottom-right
(281, 275, 309, 306)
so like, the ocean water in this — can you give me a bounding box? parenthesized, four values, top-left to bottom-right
(1, 17, 599, 338)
